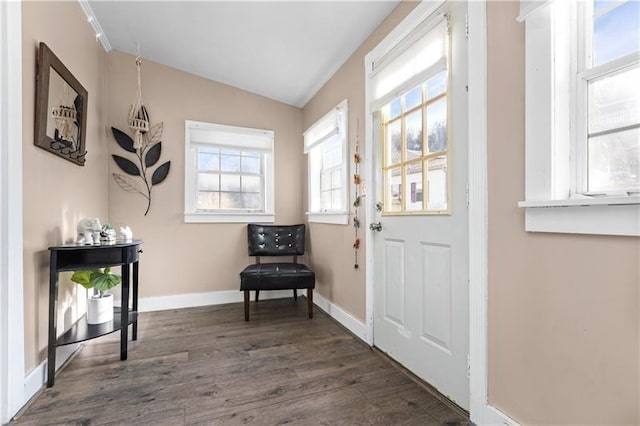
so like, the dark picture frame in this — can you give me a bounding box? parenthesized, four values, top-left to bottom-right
(34, 42, 88, 166)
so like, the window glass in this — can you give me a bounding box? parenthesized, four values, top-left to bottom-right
(588, 64, 640, 134)
(382, 77, 449, 214)
(588, 127, 640, 192)
(592, 0, 640, 66)
(305, 100, 348, 218)
(196, 146, 265, 211)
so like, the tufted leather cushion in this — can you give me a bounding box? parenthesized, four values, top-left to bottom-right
(247, 224, 305, 256)
(240, 263, 315, 290)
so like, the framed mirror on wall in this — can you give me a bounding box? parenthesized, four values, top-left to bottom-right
(34, 42, 88, 166)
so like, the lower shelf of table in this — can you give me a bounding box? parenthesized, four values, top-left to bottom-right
(56, 307, 138, 346)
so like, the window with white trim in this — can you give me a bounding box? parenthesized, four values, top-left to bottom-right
(304, 100, 349, 225)
(184, 120, 274, 223)
(518, 0, 640, 236)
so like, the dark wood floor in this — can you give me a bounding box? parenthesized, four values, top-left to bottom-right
(14, 298, 469, 425)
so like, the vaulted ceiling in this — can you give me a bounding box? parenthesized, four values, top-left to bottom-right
(88, 1, 401, 107)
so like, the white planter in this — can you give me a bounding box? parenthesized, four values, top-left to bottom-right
(87, 293, 114, 324)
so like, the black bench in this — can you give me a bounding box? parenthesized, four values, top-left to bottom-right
(239, 224, 315, 321)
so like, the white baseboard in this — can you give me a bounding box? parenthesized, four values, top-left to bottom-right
(312, 292, 368, 343)
(22, 343, 81, 409)
(473, 402, 520, 426)
(138, 289, 296, 312)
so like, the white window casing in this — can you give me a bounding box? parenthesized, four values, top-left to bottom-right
(305, 99, 349, 225)
(184, 120, 275, 223)
(518, 0, 640, 236)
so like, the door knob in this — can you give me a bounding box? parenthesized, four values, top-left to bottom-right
(370, 222, 382, 232)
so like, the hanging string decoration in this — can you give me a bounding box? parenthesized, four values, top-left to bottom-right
(111, 56, 171, 216)
(352, 118, 362, 269)
(128, 56, 150, 149)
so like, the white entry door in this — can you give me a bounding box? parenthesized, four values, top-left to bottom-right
(371, 0, 469, 409)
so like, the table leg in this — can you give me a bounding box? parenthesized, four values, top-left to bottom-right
(120, 263, 130, 360)
(132, 260, 139, 341)
(47, 251, 58, 387)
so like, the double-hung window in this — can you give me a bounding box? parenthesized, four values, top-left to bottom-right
(518, 0, 640, 236)
(304, 100, 349, 225)
(184, 120, 274, 223)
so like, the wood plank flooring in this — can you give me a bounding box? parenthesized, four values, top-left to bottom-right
(13, 298, 469, 425)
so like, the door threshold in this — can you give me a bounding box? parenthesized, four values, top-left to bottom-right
(372, 346, 469, 420)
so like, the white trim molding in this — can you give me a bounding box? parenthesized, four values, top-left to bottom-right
(139, 289, 297, 312)
(312, 292, 368, 343)
(468, 2, 519, 425)
(23, 344, 81, 408)
(0, 0, 25, 423)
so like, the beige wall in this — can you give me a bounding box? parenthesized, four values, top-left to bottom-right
(486, 2, 640, 424)
(302, 1, 419, 321)
(22, 1, 109, 372)
(106, 51, 303, 299)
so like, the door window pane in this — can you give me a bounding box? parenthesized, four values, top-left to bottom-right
(404, 86, 422, 111)
(427, 98, 447, 153)
(405, 110, 423, 157)
(387, 120, 402, 166)
(426, 70, 447, 100)
(427, 156, 448, 211)
(406, 162, 423, 211)
(385, 167, 403, 212)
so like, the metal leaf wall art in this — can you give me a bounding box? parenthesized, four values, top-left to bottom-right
(111, 122, 170, 215)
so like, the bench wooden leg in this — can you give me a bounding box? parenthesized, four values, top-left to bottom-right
(307, 288, 313, 319)
(244, 290, 250, 321)
(255, 290, 260, 303)
(293, 289, 297, 300)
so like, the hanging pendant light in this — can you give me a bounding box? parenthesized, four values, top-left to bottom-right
(128, 56, 149, 150)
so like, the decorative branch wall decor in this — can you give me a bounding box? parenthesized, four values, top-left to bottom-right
(352, 118, 362, 270)
(111, 56, 170, 216)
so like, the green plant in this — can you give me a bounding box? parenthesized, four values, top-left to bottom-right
(70, 267, 121, 298)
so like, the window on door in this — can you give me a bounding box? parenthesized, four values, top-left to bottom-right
(369, 17, 450, 215)
(381, 71, 449, 213)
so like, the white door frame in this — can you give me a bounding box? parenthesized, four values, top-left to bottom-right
(0, 0, 25, 423)
(364, 1, 517, 424)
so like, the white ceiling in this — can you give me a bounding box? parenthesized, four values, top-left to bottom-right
(88, 1, 400, 108)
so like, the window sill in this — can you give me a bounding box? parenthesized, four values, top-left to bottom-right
(184, 212, 275, 224)
(306, 212, 349, 225)
(518, 198, 639, 236)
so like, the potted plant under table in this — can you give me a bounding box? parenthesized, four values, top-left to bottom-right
(71, 268, 121, 324)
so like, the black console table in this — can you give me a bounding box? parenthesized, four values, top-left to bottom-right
(47, 240, 143, 387)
